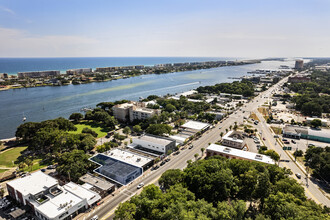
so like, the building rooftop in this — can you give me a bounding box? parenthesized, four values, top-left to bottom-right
(7, 171, 58, 196)
(207, 144, 275, 165)
(181, 120, 210, 131)
(90, 154, 142, 185)
(222, 131, 244, 143)
(63, 182, 101, 206)
(79, 173, 115, 191)
(106, 148, 152, 168)
(34, 186, 82, 219)
(136, 134, 174, 146)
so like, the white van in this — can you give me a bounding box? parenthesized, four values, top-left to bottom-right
(91, 215, 98, 220)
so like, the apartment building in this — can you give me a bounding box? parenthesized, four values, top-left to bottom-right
(112, 102, 161, 122)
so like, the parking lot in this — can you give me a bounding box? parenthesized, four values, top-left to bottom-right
(280, 135, 329, 152)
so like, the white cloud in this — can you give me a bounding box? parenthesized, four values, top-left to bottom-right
(0, 6, 15, 15)
(0, 27, 99, 57)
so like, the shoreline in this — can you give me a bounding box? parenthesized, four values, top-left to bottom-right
(0, 60, 260, 92)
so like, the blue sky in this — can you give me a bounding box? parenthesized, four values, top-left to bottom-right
(0, 0, 329, 57)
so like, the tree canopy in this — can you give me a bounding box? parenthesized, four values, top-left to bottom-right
(115, 156, 329, 220)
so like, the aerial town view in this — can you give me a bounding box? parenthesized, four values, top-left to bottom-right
(0, 1, 329, 220)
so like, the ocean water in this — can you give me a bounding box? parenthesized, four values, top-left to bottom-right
(0, 58, 295, 139)
(0, 57, 231, 75)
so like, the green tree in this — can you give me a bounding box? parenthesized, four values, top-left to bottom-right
(114, 202, 136, 220)
(310, 119, 322, 128)
(69, 113, 83, 122)
(263, 149, 280, 161)
(159, 169, 184, 191)
(133, 125, 142, 133)
(81, 127, 98, 137)
(146, 124, 172, 136)
(123, 126, 131, 136)
(57, 149, 93, 182)
(201, 147, 205, 156)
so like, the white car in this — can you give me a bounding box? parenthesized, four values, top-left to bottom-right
(137, 183, 144, 189)
(90, 215, 98, 220)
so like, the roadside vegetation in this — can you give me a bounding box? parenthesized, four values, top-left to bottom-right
(115, 156, 329, 220)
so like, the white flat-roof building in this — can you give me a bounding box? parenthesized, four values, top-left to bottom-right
(106, 148, 153, 168)
(206, 144, 275, 165)
(7, 171, 101, 220)
(181, 120, 210, 131)
(222, 131, 245, 149)
(130, 134, 176, 155)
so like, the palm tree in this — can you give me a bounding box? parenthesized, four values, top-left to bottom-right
(194, 153, 199, 161)
(220, 132, 224, 138)
(201, 148, 205, 156)
(229, 125, 233, 130)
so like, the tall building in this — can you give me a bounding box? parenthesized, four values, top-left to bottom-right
(112, 102, 161, 122)
(17, 70, 60, 78)
(294, 60, 304, 70)
(66, 68, 92, 75)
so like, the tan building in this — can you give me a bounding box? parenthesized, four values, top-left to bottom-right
(112, 102, 161, 122)
(222, 131, 245, 149)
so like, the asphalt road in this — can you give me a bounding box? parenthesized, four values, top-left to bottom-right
(77, 76, 329, 220)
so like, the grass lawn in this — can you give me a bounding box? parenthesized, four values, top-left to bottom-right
(0, 168, 9, 173)
(271, 126, 283, 135)
(0, 146, 27, 167)
(21, 159, 47, 172)
(249, 112, 260, 121)
(69, 122, 110, 138)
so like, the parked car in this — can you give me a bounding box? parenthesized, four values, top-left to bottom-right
(160, 161, 166, 166)
(151, 165, 160, 171)
(295, 173, 302, 179)
(274, 135, 279, 138)
(282, 138, 288, 142)
(90, 215, 98, 220)
(41, 169, 46, 172)
(308, 144, 315, 147)
(137, 183, 144, 189)
(291, 140, 296, 144)
(165, 158, 171, 162)
(189, 145, 194, 149)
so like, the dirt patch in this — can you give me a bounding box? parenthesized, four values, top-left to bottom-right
(271, 126, 282, 135)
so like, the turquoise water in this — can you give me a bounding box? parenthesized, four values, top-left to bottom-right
(0, 59, 295, 139)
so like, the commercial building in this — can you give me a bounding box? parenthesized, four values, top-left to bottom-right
(66, 68, 92, 75)
(295, 60, 304, 70)
(89, 153, 143, 185)
(6, 171, 101, 220)
(206, 111, 225, 120)
(283, 125, 330, 143)
(79, 173, 115, 197)
(206, 144, 275, 165)
(129, 134, 176, 155)
(169, 120, 210, 144)
(288, 74, 311, 83)
(222, 131, 245, 149)
(112, 102, 161, 122)
(17, 71, 60, 78)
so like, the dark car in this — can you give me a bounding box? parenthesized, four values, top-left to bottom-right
(165, 158, 171, 162)
(189, 145, 193, 149)
(41, 169, 46, 172)
(151, 165, 160, 171)
(160, 161, 166, 166)
(174, 151, 180, 155)
(291, 140, 296, 144)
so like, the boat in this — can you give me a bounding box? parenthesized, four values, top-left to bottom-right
(22, 113, 26, 122)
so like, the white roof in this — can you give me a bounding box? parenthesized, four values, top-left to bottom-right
(181, 121, 210, 131)
(223, 131, 244, 143)
(169, 135, 187, 144)
(207, 144, 275, 165)
(7, 171, 58, 196)
(35, 187, 83, 219)
(175, 90, 197, 97)
(64, 182, 101, 206)
(135, 135, 174, 146)
(306, 117, 328, 123)
(107, 148, 152, 168)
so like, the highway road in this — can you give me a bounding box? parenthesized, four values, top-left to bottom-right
(77, 76, 329, 220)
